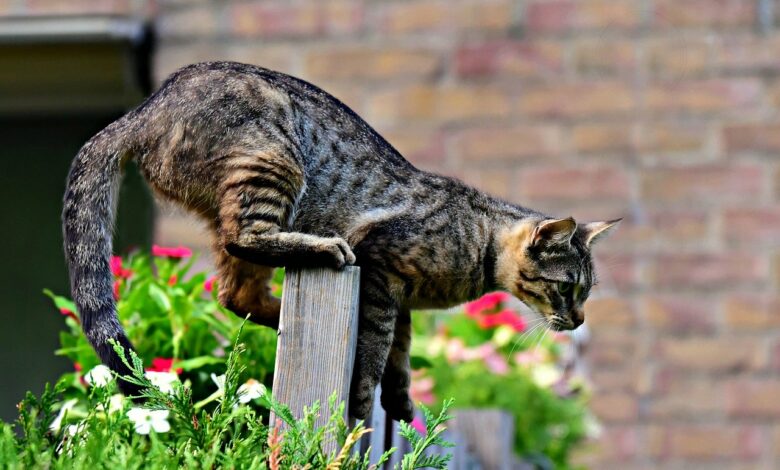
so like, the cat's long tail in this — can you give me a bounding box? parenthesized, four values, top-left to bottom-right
(62, 117, 140, 394)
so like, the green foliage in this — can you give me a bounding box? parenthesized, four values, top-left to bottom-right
(0, 324, 454, 469)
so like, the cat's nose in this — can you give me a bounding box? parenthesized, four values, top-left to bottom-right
(571, 309, 584, 327)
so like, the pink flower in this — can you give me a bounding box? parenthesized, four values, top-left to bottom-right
(410, 374, 435, 405)
(59, 307, 79, 323)
(203, 276, 217, 293)
(168, 275, 178, 286)
(483, 352, 509, 375)
(464, 292, 510, 317)
(109, 256, 132, 279)
(445, 338, 467, 362)
(152, 245, 192, 259)
(147, 357, 182, 375)
(514, 350, 544, 366)
(410, 416, 426, 435)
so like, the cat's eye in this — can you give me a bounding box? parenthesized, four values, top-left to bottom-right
(557, 282, 573, 294)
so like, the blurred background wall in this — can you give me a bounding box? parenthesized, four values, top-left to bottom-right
(2, 0, 780, 468)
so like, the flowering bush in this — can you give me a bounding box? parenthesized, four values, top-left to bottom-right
(47, 248, 279, 406)
(411, 292, 596, 469)
(0, 248, 455, 469)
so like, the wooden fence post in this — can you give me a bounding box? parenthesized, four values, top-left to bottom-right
(271, 266, 361, 429)
(450, 409, 517, 470)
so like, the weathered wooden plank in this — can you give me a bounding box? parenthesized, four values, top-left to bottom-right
(451, 409, 514, 470)
(271, 266, 361, 430)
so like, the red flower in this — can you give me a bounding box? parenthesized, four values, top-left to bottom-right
(73, 362, 87, 386)
(168, 274, 178, 286)
(464, 292, 510, 317)
(59, 307, 79, 323)
(113, 280, 121, 301)
(203, 276, 217, 293)
(109, 255, 132, 279)
(152, 245, 192, 259)
(148, 357, 183, 374)
(477, 309, 527, 332)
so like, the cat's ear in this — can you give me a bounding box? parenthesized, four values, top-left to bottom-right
(581, 218, 622, 247)
(532, 217, 577, 247)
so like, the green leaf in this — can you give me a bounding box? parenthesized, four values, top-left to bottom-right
(175, 356, 224, 371)
(410, 355, 433, 370)
(43, 289, 78, 316)
(147, 284, 172, 312)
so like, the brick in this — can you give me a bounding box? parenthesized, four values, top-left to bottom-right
(305, 48, 440, 82)
(646, 209, 710, 244)
(455, 40, 564, 80)
(518, 166, 631, 202)
(724, 207, 780, 247)
(451, 125, 562, 164)
(588, 330, 638, 366)
(647, 377, 725, 419)
(368, 85, 512, 123)
(639, 122, 708, 154)
(525, 0, 640, 34)
(714, 34, 780, 72)
(23, 0, 131, 15)
(157, 4, 218, 38)
(585, 297, 634, 329)
(230, 1, 363, 39)
(643, 295, 717, 334)
(458, 169, 515, 200)
(571, 123, 636, 154)
(649, 253, 767, 290)
(665, 425, 763, 460)
(590, 392, 638, 422)
(593, 253, 640, 293)
(518, 81, 635, 119)
(641, 165, 764, 204)
(219, 44, 300, 76)
(646, 37, 711, 78)
(725, 123, 780, 154)
(382, 128, 445, 167)
(573, 39, 636, 77)
(576, 425, 637, 463)
(154, 44, 222, 82)
(727, 379, 780, 418)
(375, 0, 511, 34)
(658, 337, 765, 373)
(591, 367, 642, 393)
(725, 296, 780, 330)
(653, 0, 756, 28)
(646, 79, 763, 115)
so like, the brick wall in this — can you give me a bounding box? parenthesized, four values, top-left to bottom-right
(20, 0, 780, 467)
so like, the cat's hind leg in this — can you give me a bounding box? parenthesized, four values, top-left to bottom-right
(214, 247, 281, 328)
(350, 270, 399, 420)
(217, 146, 355, 269)
(380, 308, 414, 422)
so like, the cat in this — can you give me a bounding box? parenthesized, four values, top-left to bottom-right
(62, 61, 619, 422)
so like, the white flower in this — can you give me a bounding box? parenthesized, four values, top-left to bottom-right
(145, 371, 179, 394)
(210, 373, 226, 392)
(237, 379, 266, 404)
(49, 399, 78, 432)
(531, 364, 562, 388)
(127, 408, 171, 434)
(492, 325, 515, 347)
(96, 394, 126, 414)
(65, 422, 86, 437)
(84, 365, 113, 387)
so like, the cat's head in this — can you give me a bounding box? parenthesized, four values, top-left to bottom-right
(496, 217, 620, 330)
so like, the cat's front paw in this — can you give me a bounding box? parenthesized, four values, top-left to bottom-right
(349, 387, 374, 420)
(319, 237, 356, 269)
(381, 391, 415, 423)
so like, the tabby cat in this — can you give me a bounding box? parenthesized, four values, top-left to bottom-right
(63, 62, 619, 422)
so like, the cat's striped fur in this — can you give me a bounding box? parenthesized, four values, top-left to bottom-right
(63, 62, 619, 421)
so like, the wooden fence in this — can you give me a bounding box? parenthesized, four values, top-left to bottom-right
(271, 267, 523, 469)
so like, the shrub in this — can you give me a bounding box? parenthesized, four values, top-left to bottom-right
(410, 292, 597, 469)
